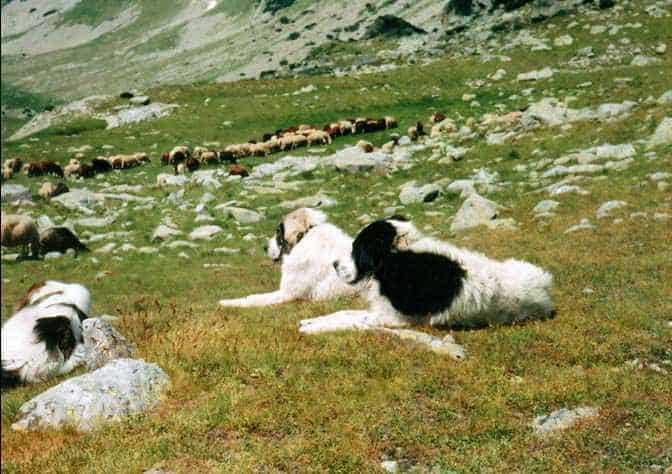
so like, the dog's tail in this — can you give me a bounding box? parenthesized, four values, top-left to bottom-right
(500, 259, 554, 321)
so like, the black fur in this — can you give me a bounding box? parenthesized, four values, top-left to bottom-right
(39, 227, 89, 254)
(274, 222, 290, 261)
(1, 364, 22, 389)
(33, 316, 78, 360)
(351, 219, 466, 317)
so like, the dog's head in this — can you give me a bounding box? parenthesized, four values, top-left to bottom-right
(266, 208, 327, 262)
(333, 215, 421, 284)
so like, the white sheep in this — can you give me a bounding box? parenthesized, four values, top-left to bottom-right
(1, 213, 40, 258)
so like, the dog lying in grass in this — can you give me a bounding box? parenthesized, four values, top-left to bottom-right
(300, 216, 553, 334)
(1, 281, 91, 388)
(219, 208, 356, 308)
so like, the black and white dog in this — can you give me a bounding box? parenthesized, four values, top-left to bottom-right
(219, 208, 356, 308)
(1, 281, 90, 388)
(300, 216, 553, 334)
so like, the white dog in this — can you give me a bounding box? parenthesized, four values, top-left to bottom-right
(1, 281, 91, 387)
(219, 208, 357, 307)
(300, 216, 553, 334)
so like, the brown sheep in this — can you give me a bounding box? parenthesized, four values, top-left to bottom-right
(228, 164, 249, 177)
(430, 112, 447, 123)
(357, 140, 375, 153)
(1, 213, 40, 258)
(38, 182, 69, 200)
(91, 158, 112, 173)
(3, 158, 23, 173)
(200, 151, 219, 165)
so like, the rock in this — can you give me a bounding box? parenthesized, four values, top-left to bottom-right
(399, 182, 442, 205)
(532, 407, 599, 436)
(152, 224, 182, 242)
(213, 247, 240, 254)
(542, 164, 604, 178)
(189, 225, 223, 240)
(129, 96, 150, 106)
(564, 218, 596, 234)
(166, 189, 185, 205)
(75, 216, 115, 228)
(1, 184, 32, 203)
(44, 251, 63, 260)
(397, 135, 412, 146)
(164, 240, 198, 249)
(517, 67, 554, 81)
(378, 328, 465, 361)
(647, 118, 672, 149)
(138, 247, 160, 254)
(52, 189, 101, 214)
(380, 460, 399, 473)
(218, 207, 262, 224)
(631, 55, 661, 67)
(554, 34, 573, 47)
(11, 359, 169, 432)
(364, 15, 426, 39)
(329, 147, 393, 174)
(156, 174, 189, 187)
(489, 69, 507, 81)
(81, 318, 137, 370)
(533, 200, 560, 214)
(192, 170, 223, 189)
(656, 90, 672, 105)
(596, 201, 627, 219)
(445, 180, 476, 198)
(95, 243, 116, 254)
(451, 194, 511, 233)
(194, 214, 215, 223)
(103, 103, 178, 129)
(280, 193, 338, 209)
(36, 215, 55, 232)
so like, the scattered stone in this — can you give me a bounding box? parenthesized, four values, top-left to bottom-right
(280, 193, 338, 209)
(533, 200, 560, 214)
(138, 246, 159, 254)
(75, 216, 115, 228)
(399, 182, 442, 205)
(647, 118, 672, 149)
(631, 55, 661, 67)
(378, 329, 465, 361)
(152, 225, 181, 242)
(554, 35, 573, 47)
(95, 243, 116, 254)
(36, 215, 55, 232)
(11, 359, 169, 432)
(44, 251, 63, 260)
(1, 184, 32, 203)
(517, 67, 554, 81)
(596, 201, 627, 219)
(156, 174, 189, 187)
(189, 225, 223, 240)
(451, 194, 515, 232)
(445, 180, 476, 198)
(164, 240, 198, 249)
(218, 207, 262, 224)
(52, 189, 101, 214)
(564, 218, 596, 234)
(81, 318, 137, 370)
(129, 96, 150, 106)
(532, 407, 599, 436)
(213, 247, 240, 254)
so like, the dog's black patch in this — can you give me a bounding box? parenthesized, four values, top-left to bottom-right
(376, 251, 466, 318)
(1, 364, 22, 389)
(33, 316, 77, 360)
(275, 222, 290, 259)
(351, 220, 398, 282)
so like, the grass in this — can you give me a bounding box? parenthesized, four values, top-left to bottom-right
(1, 2, 672, 472)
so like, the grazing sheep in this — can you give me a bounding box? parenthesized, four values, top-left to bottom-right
(185, 157, 200, 172)
(430, 118, 457, 138)
(200, 151, 219, 165)
(23, 161, 64, 178)
(161, 152, 170, 165)
(354, 118, 367, 134)
(430, 112, 447, 123)
(1, 213, 40, 258)
(357, 140, 375, 153)
(228, 164, 249, 177)
(3, 158, 23, 173)
(2, 167, 14, 180)
(307, 130, 332, 146)
(381, 141, 396, 154)
(384, 116, 398, 129)
(91, 157, 112, 173)
(38, 182, 69, 200)
(219, 150, 237, 164)
(168, 146, 190, 165)
(63, 159, 81, 178)
(339, 120, 355, 135)
(192, 146, 208, 160)
(408, 122, 425, 141)
(39, 227, 88, 255)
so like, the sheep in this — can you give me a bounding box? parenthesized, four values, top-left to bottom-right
(228, 164, 249, 177)
(354, 118, 367, 134)
(430, 112, 447, 123)
(168, 146, 190, 165)
(307, 130, 332, 146)
(38, 182, 69, 200)
(357, 140, 375, 153)
(381, 141, 396, 154)
(39, 227, 88, 255)
(430, 118, 458, 138)
(2, 167, 14, 180)
(161, 152, 170, 165)
(219, 150, 237, 164)
(23, 161, 64, 178)
(384, 116, 398, 129)
(63, 159, 81, 178)
(1, 213, 40, 258)
(407, 122, 425, 141)
(339, 120, 355, 135)
(91, 158, 112, 174)
(185, 157, 200, 173)
(200, 151, 219, 165)
(3, 158, 23, 173)
(192, 146, 208, 160)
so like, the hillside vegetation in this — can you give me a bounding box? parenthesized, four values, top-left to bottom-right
(1, 0, 671, 472)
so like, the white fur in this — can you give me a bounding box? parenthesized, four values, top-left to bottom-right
(219, 211, 356, 307)
(303, 220, 553, 333)
(1, 281, 91, 384)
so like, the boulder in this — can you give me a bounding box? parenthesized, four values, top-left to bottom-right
(647, 117, 672, 149)
(280, 193, 338, 209)
(399, 182, 442, 205)
(152, 225, 182, 242)
(189, 225, 223, 240)
(1, 184, 32, 203)
(52, 189, 101, 214)
(218, 207, 262, 225)
(532, 407, 599, 436)
(451, 193, 512, 232)
(81, 318, 137, 370)
(364, 15, 426, 39)
(11, 359, 169, 432)
(596, 201, 627, 219)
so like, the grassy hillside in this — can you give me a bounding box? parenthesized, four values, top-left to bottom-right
(1, 1, 671, 472)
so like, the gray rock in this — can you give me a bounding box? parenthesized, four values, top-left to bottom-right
(657, 90, 672, 105)
(1, 184, 32, 203)
(156, 174, 189, 187)
(330, 147, 393, 174)
(280, 193, 338, 209)
(192, 170, 223, 189)
(194, 214, 215, 223)
(44, 251, 63, 260)
(213, 247, 240, 254)
(647, 117, 672, 149)
(533, 200, 560, 214)
(397, 135, 412, 146)
(95, 243, 116, 254)
(11, 359, 169, 432)
(596, 201, 627, 219)
(445, 180, 476, 198)
(129, 96, 150, 106)
(81, 318, 137, 370)
(164, 240, 198, 249)
(152, 225, 181, 242)
(218, 206, 262, 225)
(138, 246, 160, 254)
(451, 194, 511, 233)
(189, 225, 223, 240)
(631, 55, 661, 67)
(517, 67, 553, 81)
(399, 183, 442, 205)
(564, 218, 596, 233)
(542, 164, 604, 178)
(75, 216, 115, 228)
(36, 215, 55, 231)
(52, 189, 101, 214)
(166, 189, 185, 205)
(103, 103, 178, 129)
(532, 407, 599, 436)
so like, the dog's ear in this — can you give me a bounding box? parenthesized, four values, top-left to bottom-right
(34, 316, 77, 360)
(352, 220, 397, 280)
